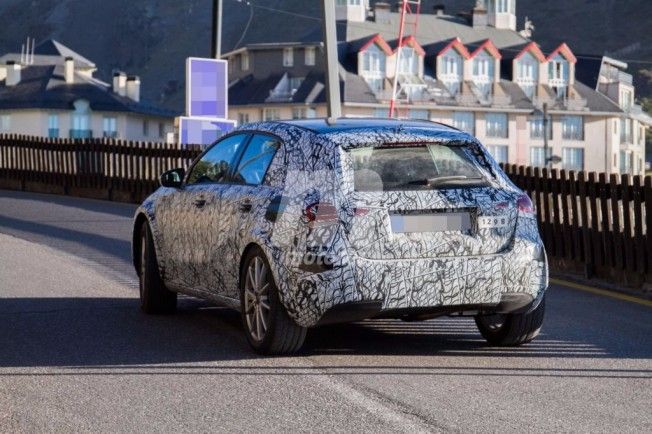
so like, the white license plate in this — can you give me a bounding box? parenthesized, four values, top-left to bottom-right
(390, 212, 471, 233)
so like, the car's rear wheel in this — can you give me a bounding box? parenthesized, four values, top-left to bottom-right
(474, 296, 545, 346)
(239, 247, 307, 355)
(139, 222, 177, 314)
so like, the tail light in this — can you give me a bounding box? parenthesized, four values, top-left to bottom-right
(353, 207, 370, 217)
(304, 202, 339, 223)
(517, 194, 535, 215)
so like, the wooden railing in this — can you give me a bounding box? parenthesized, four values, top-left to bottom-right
(0, 135, 202, 202)
(501, 163, 651, 282)
(0, 135, 650, 284)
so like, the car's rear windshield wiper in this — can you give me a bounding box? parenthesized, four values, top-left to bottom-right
(401, 176, 486, 187)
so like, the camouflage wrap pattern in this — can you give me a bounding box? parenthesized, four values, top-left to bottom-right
(134, 121, 548, 327)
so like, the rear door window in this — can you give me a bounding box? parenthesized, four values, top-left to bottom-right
(347, 143, 486, 191)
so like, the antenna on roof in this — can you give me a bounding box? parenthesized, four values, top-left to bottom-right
(27, 37, 32, 65)
(20, 43, 25, 64)
(30, 37, 35, 65)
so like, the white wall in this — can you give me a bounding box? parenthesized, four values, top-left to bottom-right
(0, 109, 173, 142)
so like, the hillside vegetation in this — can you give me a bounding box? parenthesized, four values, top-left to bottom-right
(0, 0, 650, 111)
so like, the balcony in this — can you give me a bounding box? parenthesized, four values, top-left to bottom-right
(69, 129, 92, 139)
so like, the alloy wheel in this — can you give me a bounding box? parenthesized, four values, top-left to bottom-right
(243, 256, 272, 342)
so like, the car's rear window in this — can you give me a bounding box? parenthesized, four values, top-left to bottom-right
(347, 144, 486, 192)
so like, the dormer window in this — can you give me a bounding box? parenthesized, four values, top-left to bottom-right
(548, 54, 569, 97)
(513, 42, 545, 99)
(472, 51, 494, 97)
(546, 44, 576, 99)
(435, 38, 470, 96)
(360, 44, 386, 92)
(441, 52, 463, 95)
(398, 47, 418, 76)
(516, 52, 538, 98)
(468, 40, 500, 98)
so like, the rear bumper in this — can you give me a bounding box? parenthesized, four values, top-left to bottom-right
(287, 236, 547, 327)
(316, 291, 544, 325)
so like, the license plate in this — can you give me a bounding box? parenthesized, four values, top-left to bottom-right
(390, 212, 471, 233)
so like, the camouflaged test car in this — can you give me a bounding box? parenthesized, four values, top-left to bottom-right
(132, 118, 548, 354)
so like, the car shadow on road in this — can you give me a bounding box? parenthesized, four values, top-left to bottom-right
(0, 189, 137, 218)
(1, 296, 650, 371)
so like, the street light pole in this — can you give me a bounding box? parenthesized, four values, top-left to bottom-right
(321, 0, 342, 121)
(212, 0, 223, 58)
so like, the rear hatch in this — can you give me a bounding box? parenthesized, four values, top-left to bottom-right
(342, 143, 518, 260)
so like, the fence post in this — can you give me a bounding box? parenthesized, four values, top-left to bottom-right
(559, 169, 573, 260)
(621, 174, 635, 274)
(610, 174, 624, 271)
(598, 173, 614, 269)
(632, 175, 644, 275)
(578, 171, 592, 276)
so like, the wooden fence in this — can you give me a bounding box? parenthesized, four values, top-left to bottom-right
(0, 135, 201, 202)
(501, 164, 651, 285)
(0, 135, 650, 285)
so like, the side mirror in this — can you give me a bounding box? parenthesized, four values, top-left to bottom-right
(160, 168, 185, 188)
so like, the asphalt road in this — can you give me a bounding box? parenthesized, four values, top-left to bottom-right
(0, 189, 650, 433)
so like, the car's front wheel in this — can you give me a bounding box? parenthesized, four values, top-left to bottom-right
(139, 222, 177, 314)
(474, 296, 545, 346)
(239, 247, 307, 355)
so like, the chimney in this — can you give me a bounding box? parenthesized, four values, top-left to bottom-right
(113, 71, 127, 96)
(472, 2, 488, 28)
(374, 2, 391, 22)
(434, 4, 445, 16)
(5, 61, 21, 87)
(64, 57, 74, 84)
(126, 75, 141, 102)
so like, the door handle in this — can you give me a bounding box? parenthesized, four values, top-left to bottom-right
(239, 200, 252, 213)
(194, 198, 206, 208)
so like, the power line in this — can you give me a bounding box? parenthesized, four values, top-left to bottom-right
(232, 1, 254, 50)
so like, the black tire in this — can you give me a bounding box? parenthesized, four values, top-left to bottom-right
(239, 247, 307, 355)
(139, 222, 177, 314)
(474, 296, 545, 346)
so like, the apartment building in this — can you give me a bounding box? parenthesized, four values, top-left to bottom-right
(0, 40, 176, 142)
(226, 0, 650, 175)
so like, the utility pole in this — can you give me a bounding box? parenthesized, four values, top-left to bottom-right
(212, 0, 223, 58)
(321, 0, 341, 120)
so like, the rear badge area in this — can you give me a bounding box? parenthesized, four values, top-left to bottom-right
(390, 212, 472, 233)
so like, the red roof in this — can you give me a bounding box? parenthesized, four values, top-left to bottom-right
(514, 41, 546, 63)
(359, 34, 393, 56)
(469, 39, 502, 59)
(546, 43, 577, 64)
(437, 37, 471, 59)
(394, 35, 426, 57)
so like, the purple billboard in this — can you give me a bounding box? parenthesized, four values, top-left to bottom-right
(185, 57, 228, 118)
